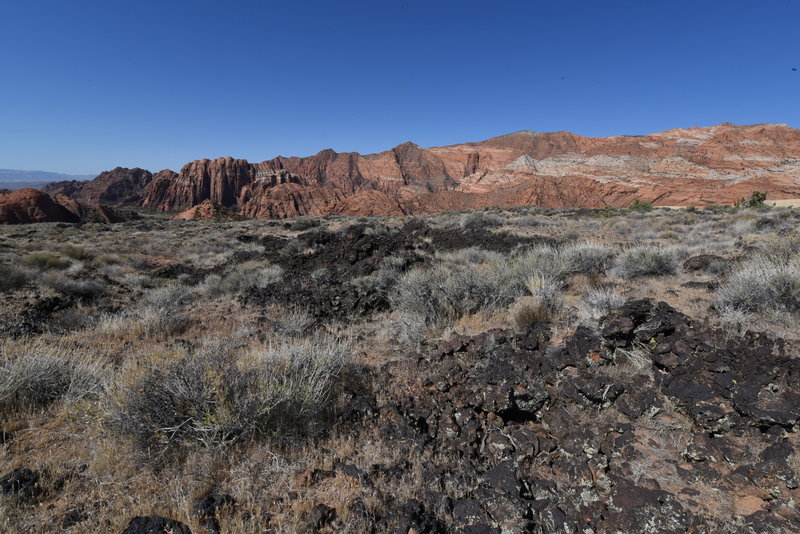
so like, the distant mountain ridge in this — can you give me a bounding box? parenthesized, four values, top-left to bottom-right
(41, 123, 800, 218)
(0, 169, 94, 192)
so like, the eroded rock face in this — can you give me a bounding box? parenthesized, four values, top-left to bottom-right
(0, 188, 79, 223)
(0, 188, 139, 224)
(144, 157, 254, 211)
(240, 182, 345, 219)
(53, 123, 800, 217)
(53, 195, 140, 223)
(43, 167, 153, 206)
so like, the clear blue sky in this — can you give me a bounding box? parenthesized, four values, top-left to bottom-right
(1, 0, 798, 175)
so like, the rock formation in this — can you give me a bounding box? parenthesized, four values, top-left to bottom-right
(43, 167, 153, 206)
(51, 123, 800, 218)
(0, 188, 139, 224)
(172, 199, 237, 220)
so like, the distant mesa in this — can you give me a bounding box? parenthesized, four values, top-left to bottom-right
(30, 122, 800, 220)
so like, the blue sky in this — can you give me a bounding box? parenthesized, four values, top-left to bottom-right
(1, 1, 798, 175)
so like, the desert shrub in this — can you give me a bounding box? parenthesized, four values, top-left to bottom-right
(760, 231, 800, 264)
(21, 252, 70, 270)
(627, 199, 654, 211)
(578, 287, 625, 325)
(112, 333, 350, 457)
(290, 217, 320, 231)
(511, 299, 553, 329)
(612, 246, 678, 278)
(514, 243, 613, 284)
(459, 211, 505, 230)
(734, 191, 767, 208)
(392, 260, 516, 332)
(524, 274, 563, 315)
(204, 261, 283, 297)
(717, 256, 800, 313)
(47, 308, 95, 334)
(393, 244, 612, 334)
(560, 243, 615, 275)
(0, 345, 107, 415)
(513, 215, 549, 227)
(60, 245, 91, 261)
(99, 284, 196, 338)
(40, 271, 106, 299)
(269, 307, 315, 337)
(0, 264, 28, 291)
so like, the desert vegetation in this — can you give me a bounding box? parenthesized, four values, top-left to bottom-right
(1, 204, 799, 532)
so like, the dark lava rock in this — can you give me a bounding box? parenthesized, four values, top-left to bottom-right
(61, 508, 88, 529)
(308, 503, 336, 529)
(360, 297, 800, 531)
(377, 499, 445, 534)
(0, 467, 40, 502)
(192, 492, 234, 534)
(121, 516, 192, 534)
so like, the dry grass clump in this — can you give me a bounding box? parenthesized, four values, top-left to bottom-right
(392, 243, 614, 338)
(578, 287, 625, 326)
(0, 341, 108, 416)
(0, 264, 28, 291)
(40, 271, 107, 299)
(611, 245, 680, 278)
(99, 284, 196, 339)
(110, 333, 351, 459)
(60, 244, 92, 261)
(21, 251, 71, 270)
(717, 256, 800, 314)
(458, 211, 506, 230)
(203, 261, 283, 298)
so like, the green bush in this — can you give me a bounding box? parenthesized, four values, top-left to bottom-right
(627, 199, 654, 211)
(735, 191, 767, 208)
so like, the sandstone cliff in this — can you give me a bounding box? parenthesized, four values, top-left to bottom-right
(51, 123, 800, 218)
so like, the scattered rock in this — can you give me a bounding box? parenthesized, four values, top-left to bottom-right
(308, 503, 336, 529)
(121, 516, 192, 534)
(0, 468, 41, 502)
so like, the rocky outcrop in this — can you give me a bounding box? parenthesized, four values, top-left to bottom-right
(240, 182, 345, 219)
(53, 123, 800, 217)
(43, 167, 153, 206)
(0, 188, 139, 224)
(0, 189, 79, 223)
(53, 195, 140, 223)
(172, 199, 237, 220)
(143, 157, 253, 211)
